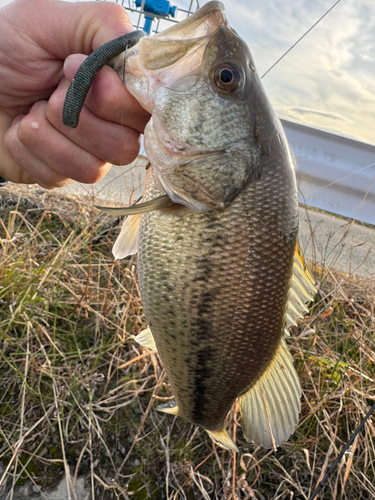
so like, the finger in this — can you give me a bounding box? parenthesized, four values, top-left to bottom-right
(9, 101, 111, 186)
(64, 54, 150, 133)
(47, 78, 143, 166)
(0, 110, 50, 185)
(4, 118, 71, 188)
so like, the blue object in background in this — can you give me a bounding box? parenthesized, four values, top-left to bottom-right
(135, 0, 178, 34)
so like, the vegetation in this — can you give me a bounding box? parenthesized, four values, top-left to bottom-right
(0, 185, 374, 499)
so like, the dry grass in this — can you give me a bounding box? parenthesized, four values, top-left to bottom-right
(0, 186, 374, 500)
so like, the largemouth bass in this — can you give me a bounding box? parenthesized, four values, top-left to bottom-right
(102, 1, 315, 451)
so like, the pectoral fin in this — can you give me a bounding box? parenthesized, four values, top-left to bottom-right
(134, 327, 157, 351)
(96, 194, 175, 216)
(239, 339, 301, 451)
(113, 214, 141, 260)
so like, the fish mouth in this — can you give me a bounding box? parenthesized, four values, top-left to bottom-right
(122, 1, 232, 108)
(151, 1, 227, 41)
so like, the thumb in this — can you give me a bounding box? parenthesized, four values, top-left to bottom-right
(63, 54, 88, 83)
(8, 0, 134, 59)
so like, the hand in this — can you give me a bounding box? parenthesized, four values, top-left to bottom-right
(0, 0, 150, 188)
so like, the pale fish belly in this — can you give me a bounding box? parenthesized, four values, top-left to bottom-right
(138, 166, 298, 431)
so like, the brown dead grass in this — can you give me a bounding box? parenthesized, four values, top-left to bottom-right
(0, 184, 374, 500)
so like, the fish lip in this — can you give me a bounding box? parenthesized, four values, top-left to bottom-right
(152, 1, 227, 41)
(151, 114, 224, 158)
(152, 118, 249, 159)
(123, 1, 230, 98)
(157, 135, 225, 160)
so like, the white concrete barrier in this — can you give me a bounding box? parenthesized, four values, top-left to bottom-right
(282, 119, 375, 226)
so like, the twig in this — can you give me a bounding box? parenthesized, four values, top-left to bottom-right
(309, 401, 375, 499)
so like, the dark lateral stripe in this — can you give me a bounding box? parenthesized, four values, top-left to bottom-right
(63, 30, 146, 128)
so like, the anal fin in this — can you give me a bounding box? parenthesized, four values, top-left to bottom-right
(134, 327, 157, 352)
(239, 339, 301, 450)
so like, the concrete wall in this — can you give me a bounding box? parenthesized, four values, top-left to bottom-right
(282, 119, 375, 225)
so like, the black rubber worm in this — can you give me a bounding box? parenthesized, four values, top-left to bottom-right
(63, 30, 146, 128)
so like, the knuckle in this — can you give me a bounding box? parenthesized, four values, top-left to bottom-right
(16, 116, 33, 144)
(108, 130, 141, 166)
(80, 161, 110, 184)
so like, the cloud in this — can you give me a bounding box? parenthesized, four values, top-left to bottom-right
(219, 0, 375, 145)
(290, 107, 348, 121)
(149, 0, 375, 144)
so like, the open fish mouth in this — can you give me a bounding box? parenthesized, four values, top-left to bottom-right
(152, 1, 227, 41)
(119, 1, 237, 108)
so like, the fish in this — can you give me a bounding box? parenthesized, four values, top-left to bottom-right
(101, 0, 316, 451)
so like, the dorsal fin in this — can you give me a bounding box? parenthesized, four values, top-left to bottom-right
(294, 240, 314, 283)
(238, 243, 315, 450)
(285, 240, 316, 331)
(239, 339, 301, 450)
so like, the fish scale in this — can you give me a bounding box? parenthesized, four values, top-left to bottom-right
(155, 85, 251, 149)
(138, 154, 297, 430)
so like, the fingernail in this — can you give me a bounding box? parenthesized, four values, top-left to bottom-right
(11, 115, 24, 126)
(30, 101, 47, 112)
(63, 54, 87, 73)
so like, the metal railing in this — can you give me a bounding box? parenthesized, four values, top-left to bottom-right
(282, 119, 375, 226)
(98, 0, 198, 34)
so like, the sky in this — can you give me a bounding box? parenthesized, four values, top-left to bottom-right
(217, 0, 375, 146)
(1, 0, 374, 146)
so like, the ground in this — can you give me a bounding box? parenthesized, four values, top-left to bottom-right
(0, 183, 374, 500)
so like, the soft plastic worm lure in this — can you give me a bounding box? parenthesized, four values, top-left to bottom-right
(63, 30, 146, 128)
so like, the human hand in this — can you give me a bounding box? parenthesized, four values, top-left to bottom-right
(0, 0, 150, 188)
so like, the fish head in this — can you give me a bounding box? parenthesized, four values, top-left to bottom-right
(121, 2, 233, 107)
(115, 2, 277, 212)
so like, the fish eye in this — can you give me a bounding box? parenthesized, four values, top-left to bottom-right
(220, 69, 233, 83)
(214, 63, 240, 91)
